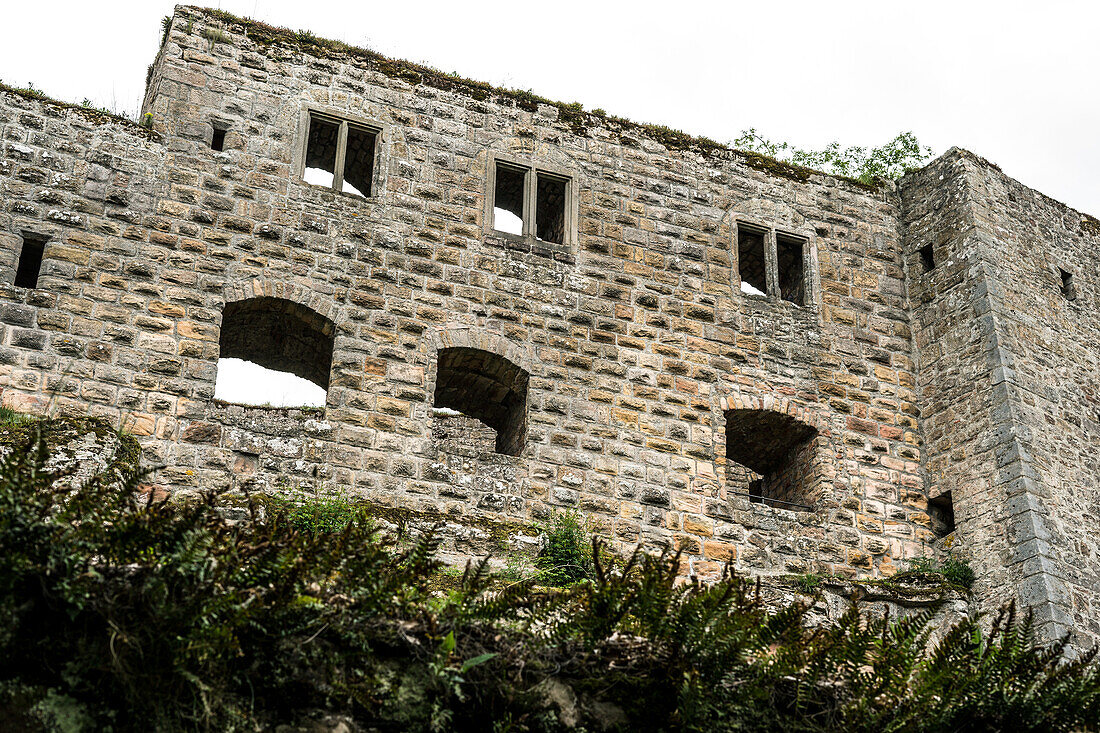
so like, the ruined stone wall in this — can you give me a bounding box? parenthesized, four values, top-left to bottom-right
(0, 90, 168, 428)
(0, 5, 933, 585)
(901, 151, 1018, 627)
(901, 149, 1100, 646)
(957, 154, 1100, 646)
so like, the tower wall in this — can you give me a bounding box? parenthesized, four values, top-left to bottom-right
(902, 149, 1100, 645)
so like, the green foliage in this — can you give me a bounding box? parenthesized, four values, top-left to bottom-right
(266, 493, 372, 535)
(1, 425, 1098, 731)
(202, 27, 231, 46)
(732, 129, 934, 184)
(797, 572, 823, 593)
(903, 555, 976, 589)
(940, 557, 977, 588)
(533, 510, 594, 586)
(0, 407, 35, 428)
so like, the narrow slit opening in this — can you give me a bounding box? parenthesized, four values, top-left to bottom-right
(919, 244, 936, 273)
(14, 234, 47, 289)
(929, 491, 955, 538)
(1060, 268, 1076, 301)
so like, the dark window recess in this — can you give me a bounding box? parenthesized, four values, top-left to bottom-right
(776, 233, 807, 305)
(434, 347, 529, 456)
(919, 244, 936, 273)
(536, 172, 567, 244)
(211, 126, 226, 151)
(218, 296, 335, 391)
(304, 114, 340, 189)
(725, 409, 821, 511)
(737, 226, 768, 297)
(1060, 268, 1076, 301)
(14, 234, 47, 289)
(747, 478, 764, 504)
(493, 164, 526, 235)
(929, 491, 955, 538)
(342, 124, 376, 198)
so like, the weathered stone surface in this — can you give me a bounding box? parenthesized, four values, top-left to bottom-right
(0, 6, 1096, 646)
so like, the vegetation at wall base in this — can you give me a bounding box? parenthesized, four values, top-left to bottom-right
(534, 510, 595, 587)
(903, 555, 977, 589)
(2, 424, 1099, 731)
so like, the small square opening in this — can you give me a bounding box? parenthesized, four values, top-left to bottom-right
(303, 114, 340, 189)
(919, 244, 936, 273)
(776, 233, 807, 305)
(1060, 268, 1076, 301)
(737, 224, 768, 297)
(929, 491, 955, 538)
(342, 124, 376, 198)
(211, 126, 227, 152)
(14, 233, 47, 289)
(536, 172, 567, 244)
(493, 163, 525, 235)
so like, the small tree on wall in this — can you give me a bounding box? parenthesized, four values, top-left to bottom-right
(733, 129, 934, 184)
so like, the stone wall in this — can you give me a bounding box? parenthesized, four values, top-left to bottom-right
(0, 5, 1097, 642)
(901, 149, 1100, 646)
(0, 5, 931, 582)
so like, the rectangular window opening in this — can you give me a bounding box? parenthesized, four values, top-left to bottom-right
(211, 126, 227, 152)
(1060, 268, 1076, 301)
(536, 172, 567, 244)
(919, 243, 936, 273)
(493, 163, 525, 236)
(14, 233, 47, 289)
(737, 224, 768, 297)
(929, 491, 955, 538)
(342, 124, 376, 198)
(303, 113, 340, 190)
(776, 233, 807, 305)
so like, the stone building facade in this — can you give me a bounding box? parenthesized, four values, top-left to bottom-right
(0, 5, 1096, 645)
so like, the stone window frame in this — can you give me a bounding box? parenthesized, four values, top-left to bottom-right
(484, 153, 579, 250)
(714, 395, 836, 516)
(733, 219, 817, 307)
(208, 117, 231, 152)
(293, 103, 388, 200)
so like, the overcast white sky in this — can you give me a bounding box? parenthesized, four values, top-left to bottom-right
(1, 0, 1097, 214)
(2, 1, 1098, 402)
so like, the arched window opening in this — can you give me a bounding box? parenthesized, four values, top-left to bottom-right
(215, 297, 334, 408)
(433, 347, 528, 456)
(724, 409, 822, 511)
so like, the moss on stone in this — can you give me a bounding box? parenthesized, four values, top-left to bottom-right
(1081, 214, 1100, 237)
(250, 491, 539, 552)
(773, 570, 965, 605)
(0, 81, 160, 141)
(0, 414, 142, 478)
(180, 6, 881, 193)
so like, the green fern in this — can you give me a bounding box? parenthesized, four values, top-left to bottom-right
(1, 422, 1098, 730)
